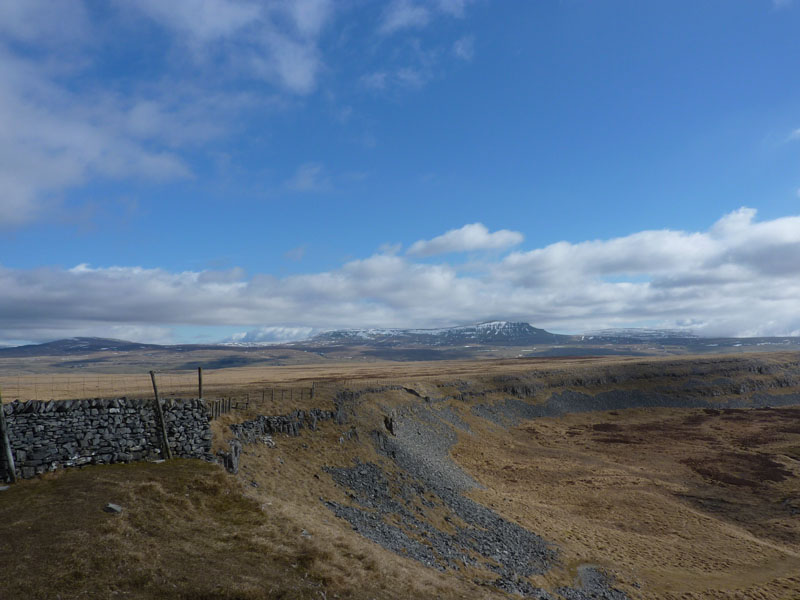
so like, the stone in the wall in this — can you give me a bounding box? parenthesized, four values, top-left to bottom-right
(3, 397, 212, 480)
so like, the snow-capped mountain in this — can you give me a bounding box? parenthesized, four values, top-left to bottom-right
(310, 321, 570, 346)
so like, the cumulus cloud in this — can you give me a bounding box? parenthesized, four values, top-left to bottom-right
(4, 209, 799, 345)
(408, 223, 524, 257)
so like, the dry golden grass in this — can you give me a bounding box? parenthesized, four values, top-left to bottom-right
(0, 460, 329, 599)
(3, 351, 791, 402)
(3, 353, 800, 599)
(0, 436, 496, 599)
(451, 406, 800, 598)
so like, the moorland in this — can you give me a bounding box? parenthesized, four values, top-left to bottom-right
(1, 351, 799, 599)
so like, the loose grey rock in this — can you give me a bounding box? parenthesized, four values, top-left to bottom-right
(555, 566, 629, 600)
(103, 503, 123, 514)
(324, 459, 555, 584)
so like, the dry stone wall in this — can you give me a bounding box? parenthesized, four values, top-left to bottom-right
(1, 397, 211, 481)
(229, 407, 339, 442)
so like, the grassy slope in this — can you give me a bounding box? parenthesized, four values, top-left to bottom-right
(2, 352, 800, 599)
(453, 407, 800, 599)
(0, 438, 491, 599)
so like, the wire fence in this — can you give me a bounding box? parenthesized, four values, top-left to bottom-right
(0, 367, 481, 408)
(0, 371, 319, 403)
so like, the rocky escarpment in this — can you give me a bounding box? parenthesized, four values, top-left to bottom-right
(175, 354, 800, 599)
(283, 355, 799, 598)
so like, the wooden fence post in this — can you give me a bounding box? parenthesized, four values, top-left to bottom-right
(198, 367, 203, 399)
(0, 389, 17, 483)
(149, 371, 173, 460)
(311, 382, 315, 399)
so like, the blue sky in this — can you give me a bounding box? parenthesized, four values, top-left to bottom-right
(1, 0, 800, 345)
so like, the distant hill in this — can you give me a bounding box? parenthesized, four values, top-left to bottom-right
(0, 337, 164, 357)
(3, 324, 800, 363)
(310, 321, 572, 346)
(581, 329, 700, 343)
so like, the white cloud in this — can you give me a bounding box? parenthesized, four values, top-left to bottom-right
(361, 68, 431, 92)
(131, 0, 261, 42)
(452, 35, 475, 60)
(0, 50, 193, 227)
(0, 0, 90, 45)
(285, 0, 334, 38)
(396, 66, 427, 88)
(0, 0, 335, 227)
(380, 1, 431, 34)
(360, 71, 388, 91)
(129, 1, 332, 94)
(285, 162, 330, 192)
(4, 208, 800, 343)
(228, 326, 316, 343)
(379, 0, 474, 33)
(0, 0, 483, 227)
(436, 0, 472, 17)
(408, 223, 525, 256)
(251, 31, 323, 94)
(3, 209, 800, 343)
(788, 127, 800, 140)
